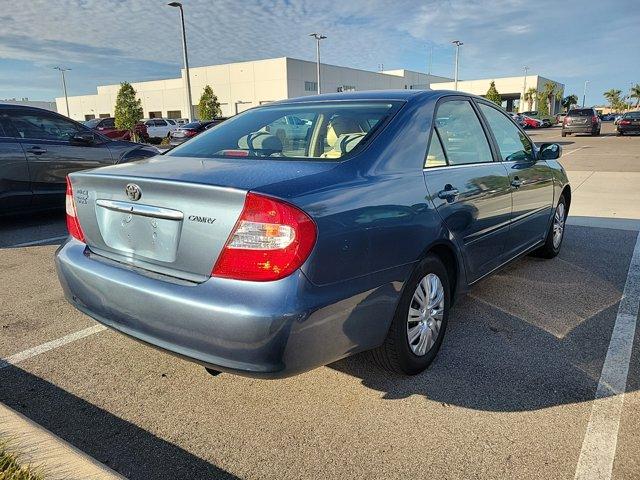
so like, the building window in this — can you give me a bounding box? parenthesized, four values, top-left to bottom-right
(304, 81, 317, 92)
(166, 110, 182, 119)
(99, 113, 110, 118)
(148, 111, 162, 119)
(337, 85, 356, 92)
(84, 114, 95, 120)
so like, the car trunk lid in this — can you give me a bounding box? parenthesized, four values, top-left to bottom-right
(68, 155, 336, 282)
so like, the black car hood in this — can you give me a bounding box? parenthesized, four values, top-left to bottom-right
(106, 141, 159, 163)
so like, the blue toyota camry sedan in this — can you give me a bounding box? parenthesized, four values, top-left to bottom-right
(56, 90, 570, 378)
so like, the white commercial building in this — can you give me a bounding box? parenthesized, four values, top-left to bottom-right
(57, 57, 451, 121)
(56, 56, 563, 121)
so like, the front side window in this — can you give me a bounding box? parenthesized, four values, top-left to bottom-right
(433, 100, 493, 165)
(168, 101, 402, 161)
(478, 103, 533, 162)
(10, 112, 80, 141)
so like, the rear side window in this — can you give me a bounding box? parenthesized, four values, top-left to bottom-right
(433, 100, 493, 165)
(624, 112, 640, 119)
(424, 132, 447, 168)
(478, 103, 533, 162)
(168, 101, 402, 161)
(10, 112, 79, 141)
(568, 109, 594, 117)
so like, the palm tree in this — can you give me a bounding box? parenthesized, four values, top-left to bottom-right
(523, 87, 537, 111)
(603, 89, 622, 112)
(562, 94, 578, 112)
(541, 82, 556, 115)
(630, 84, 640, 108)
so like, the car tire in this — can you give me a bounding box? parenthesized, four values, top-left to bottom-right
(371, 254, 450, 375)
(617, 131, 623, 136)
(533, 194, 567, 259)
(561, 131, 566, 137)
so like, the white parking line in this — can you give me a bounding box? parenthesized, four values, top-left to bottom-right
(564, 146, 588, 156)
(0, 325, 106, 370)
(8, 235, 68, 248)
(574, 231, 640, 480)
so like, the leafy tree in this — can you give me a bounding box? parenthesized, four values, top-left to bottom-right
(523, 87, 537, 111)
(629, 84, 640, 108)
(603, 88, 622, 112)
(197, 85, 222, 121)
(562, 94, 578, 112)
(114, 82, 143, 141)
(485, 81, 501, 105)
(540, 82, 557, 115)
(536, 91, 549, 116)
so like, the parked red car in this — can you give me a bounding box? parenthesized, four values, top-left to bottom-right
(521, 116, 543, 129)
(83, 117, 148, 141)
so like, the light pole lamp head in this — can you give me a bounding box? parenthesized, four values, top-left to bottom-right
(309, 33, 327, 40)
(168, 2, 182, 7)
(452, 40, 463, 47)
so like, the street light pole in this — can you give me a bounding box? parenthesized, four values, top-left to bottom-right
(309, 33, 326, 95)
(582, 80, 589, 107)
(452, 40, 463, 91)
(168, 2, 194, 120)
(522, 65, 529, 111)
(53, 66, 71, 117)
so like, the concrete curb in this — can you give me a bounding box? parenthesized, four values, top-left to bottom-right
(0, 402, 124, 480)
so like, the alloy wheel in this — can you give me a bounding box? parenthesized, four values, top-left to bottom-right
(553, 202, 566, 248)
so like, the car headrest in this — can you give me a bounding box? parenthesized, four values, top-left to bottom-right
(326, 116, 363, 146)
(321, 133, 366, 159)
(238, 131, 283, 151)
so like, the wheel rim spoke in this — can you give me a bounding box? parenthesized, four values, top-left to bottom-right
(406, 273, 445, 357)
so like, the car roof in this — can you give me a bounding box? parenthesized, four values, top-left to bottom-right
(269, 89, 458, 106)
(0, 103, 55, 113)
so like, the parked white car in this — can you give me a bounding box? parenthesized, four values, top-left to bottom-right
(142, 118, 179, 139)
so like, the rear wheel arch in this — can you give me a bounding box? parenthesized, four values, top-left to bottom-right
(560, 184, 571, 211)
(419, 241, 461, 303)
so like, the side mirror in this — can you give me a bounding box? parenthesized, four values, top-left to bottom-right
(71, 132, 96, 144)
(539, 143, 562, 160)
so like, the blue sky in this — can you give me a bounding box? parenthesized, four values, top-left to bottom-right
(1, 0, 638, 106)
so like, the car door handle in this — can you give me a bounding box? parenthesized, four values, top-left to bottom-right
(27, 146, 47, 155)
(511, 177, 523, 188)
(437, 185, 459, 201)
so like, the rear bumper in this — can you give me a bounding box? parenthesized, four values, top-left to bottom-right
(55, 239, 401, 378)
(562, 125, 597, 133)
(617, 125, 640, 133)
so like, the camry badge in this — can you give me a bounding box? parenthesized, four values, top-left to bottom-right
(125, 183, 142, 201)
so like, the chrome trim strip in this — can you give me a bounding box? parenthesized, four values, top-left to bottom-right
(96, 199, 184, 221)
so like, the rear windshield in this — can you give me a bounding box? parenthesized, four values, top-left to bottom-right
(83, 118, 101, 128)
(182, 122, 202, 129)
(167, 101, 403, 160)
(624, 112, 640, 119)
(568, 109, 594, 117)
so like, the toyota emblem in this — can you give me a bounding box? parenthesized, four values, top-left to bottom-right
(125, 183, 142, 201)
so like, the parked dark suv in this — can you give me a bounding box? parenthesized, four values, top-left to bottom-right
(562, 108, 601, 137)
(0, 104, 158, 216)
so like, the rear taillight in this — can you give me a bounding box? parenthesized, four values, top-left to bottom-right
(620, 119, 631, 125)
(65, 176, 85, 242)
(185, 129, 198, 137)
(592, 115, 598, 124)
(563, 117, 569, 125)
(212, 193, 317, 281)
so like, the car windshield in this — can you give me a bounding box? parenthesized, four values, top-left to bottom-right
(167, 101, 403, 161)
(624, 112, 640, 119)
(568, 109, 593, 117)
(83, 118, 101, 128)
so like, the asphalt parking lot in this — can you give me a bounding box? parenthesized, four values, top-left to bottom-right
(1, 122, 639, 479)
